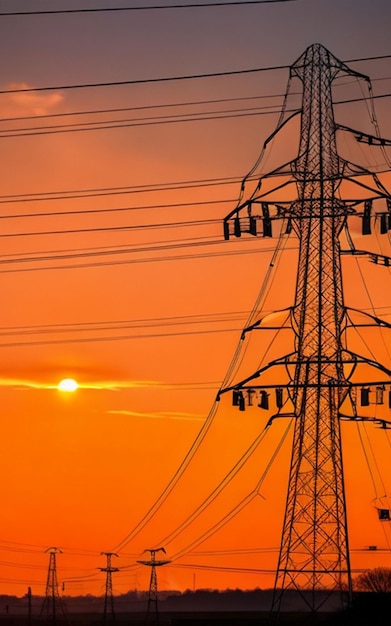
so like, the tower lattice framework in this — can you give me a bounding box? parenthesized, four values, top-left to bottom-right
(99, 552, 119, 626)
(137, 548, 170, 626)
(41, 547, 67, 625)
(220, 42, 391, 614)
(271, 43, 351, 613)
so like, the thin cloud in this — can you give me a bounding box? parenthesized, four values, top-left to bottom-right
(77, 380, 163, 391)
(0, 378, 163, 391)
(0, 378, 53, 390)
(0, 82, 63, 117)
(107, 409, 205, 421)
(0, 378, 214, 392)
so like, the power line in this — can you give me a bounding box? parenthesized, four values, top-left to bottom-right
(0, 199, 235, 220)
(154, 423, 272, 550)
(167, 422, 292, 562)
(0, 237, 271, 269)
(0, 325, 243, 349)
(0, 219, 220, 239)
(0, 176, 241, 204)
(0, 1, 299, 17)
(0, 235, 225, 261)
(0, 309, 250, 337)
(0, 92, 285, 124)
(0, 75, 389, 201)
(2, 74, 390, 125)
(0, 54, 389, 96)
(1, 93, 390, 140)
(345, 54, 391, 64)
(0, 66, 289, 96)
(0, 245, 284, 275)
(171, 563, 276, 573)
(0, 103, 283, 138)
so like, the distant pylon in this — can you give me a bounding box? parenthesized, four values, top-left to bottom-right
(40, 547, 67, 626)
(137, 548, 171, 626)
(99, 552, 119, 626)
(27, 586, 32, 626)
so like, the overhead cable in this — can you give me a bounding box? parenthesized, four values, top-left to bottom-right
(0, 245, 289, 275)
(0, 1, 299, 17)
(0, 92, 286, 123)
(0, 103, 283, 138)
(170, 420, 292, 561)
(0, 66, 289, 95)
(0, 199, 235, 220)
(0, 176, 241, 204)
(3, 72, 390, 125)
(0, 310, 251, 337)
(0, 94, 389, 139)
(0, 219, 221, 239)
(154, 422, 272, 550)
(0, 54, 389, 95)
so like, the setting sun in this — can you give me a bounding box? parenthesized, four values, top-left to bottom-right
(58, 378, 79, 392)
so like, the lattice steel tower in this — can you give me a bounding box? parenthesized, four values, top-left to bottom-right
(220, 43, 391, 614)
(137, 548, 170, 626)
(41, 547, 67, 626)
(99, 552, 119, 626)
(270, 42, 352, 615)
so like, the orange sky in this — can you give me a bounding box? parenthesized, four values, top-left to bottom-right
(0, 0, 391, 602)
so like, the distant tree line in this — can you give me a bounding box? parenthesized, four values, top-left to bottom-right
(354, 567, 391, 593)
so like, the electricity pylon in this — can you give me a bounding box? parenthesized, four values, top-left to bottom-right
(27, 586, 32, 626)
(137, 548, 170, 626)
(40, 547, 67, 626)
(99, 552, 119, 626)
(220, 42, 391, 615)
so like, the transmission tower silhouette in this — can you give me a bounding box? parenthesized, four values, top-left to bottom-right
(99, 552, 119, 626)
(40, 547, 67, 626)
(219, 42, 391, 615)
(137, 548, 171, 626)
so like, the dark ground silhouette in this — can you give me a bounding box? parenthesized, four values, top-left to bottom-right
(0, 589, 389, 625)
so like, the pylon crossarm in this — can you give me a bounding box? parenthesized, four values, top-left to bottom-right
(227, 148, 326, 219)
(218, 354, 391, 399)
(342, 248, 391, 266)
(341, 248, 378, 258)
(338, 63, 370, 83)
(224, 167, 297, 220)
(339, 413, 391, 429)
(225, 186, 391, 244)
(285, 356, 379, 370)
(332, 378, 391, 389)
(137, 560, 170, 566)
(229, 379, 386, 390)
(345, 307, 391, 331)
(337, 123, 391, 148)
(98, 567, 120, 573)
(217, 353, 296, 399)
(224, 178, 382, 231)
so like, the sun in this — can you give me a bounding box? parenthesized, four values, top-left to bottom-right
(58, 378, 78, 392)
